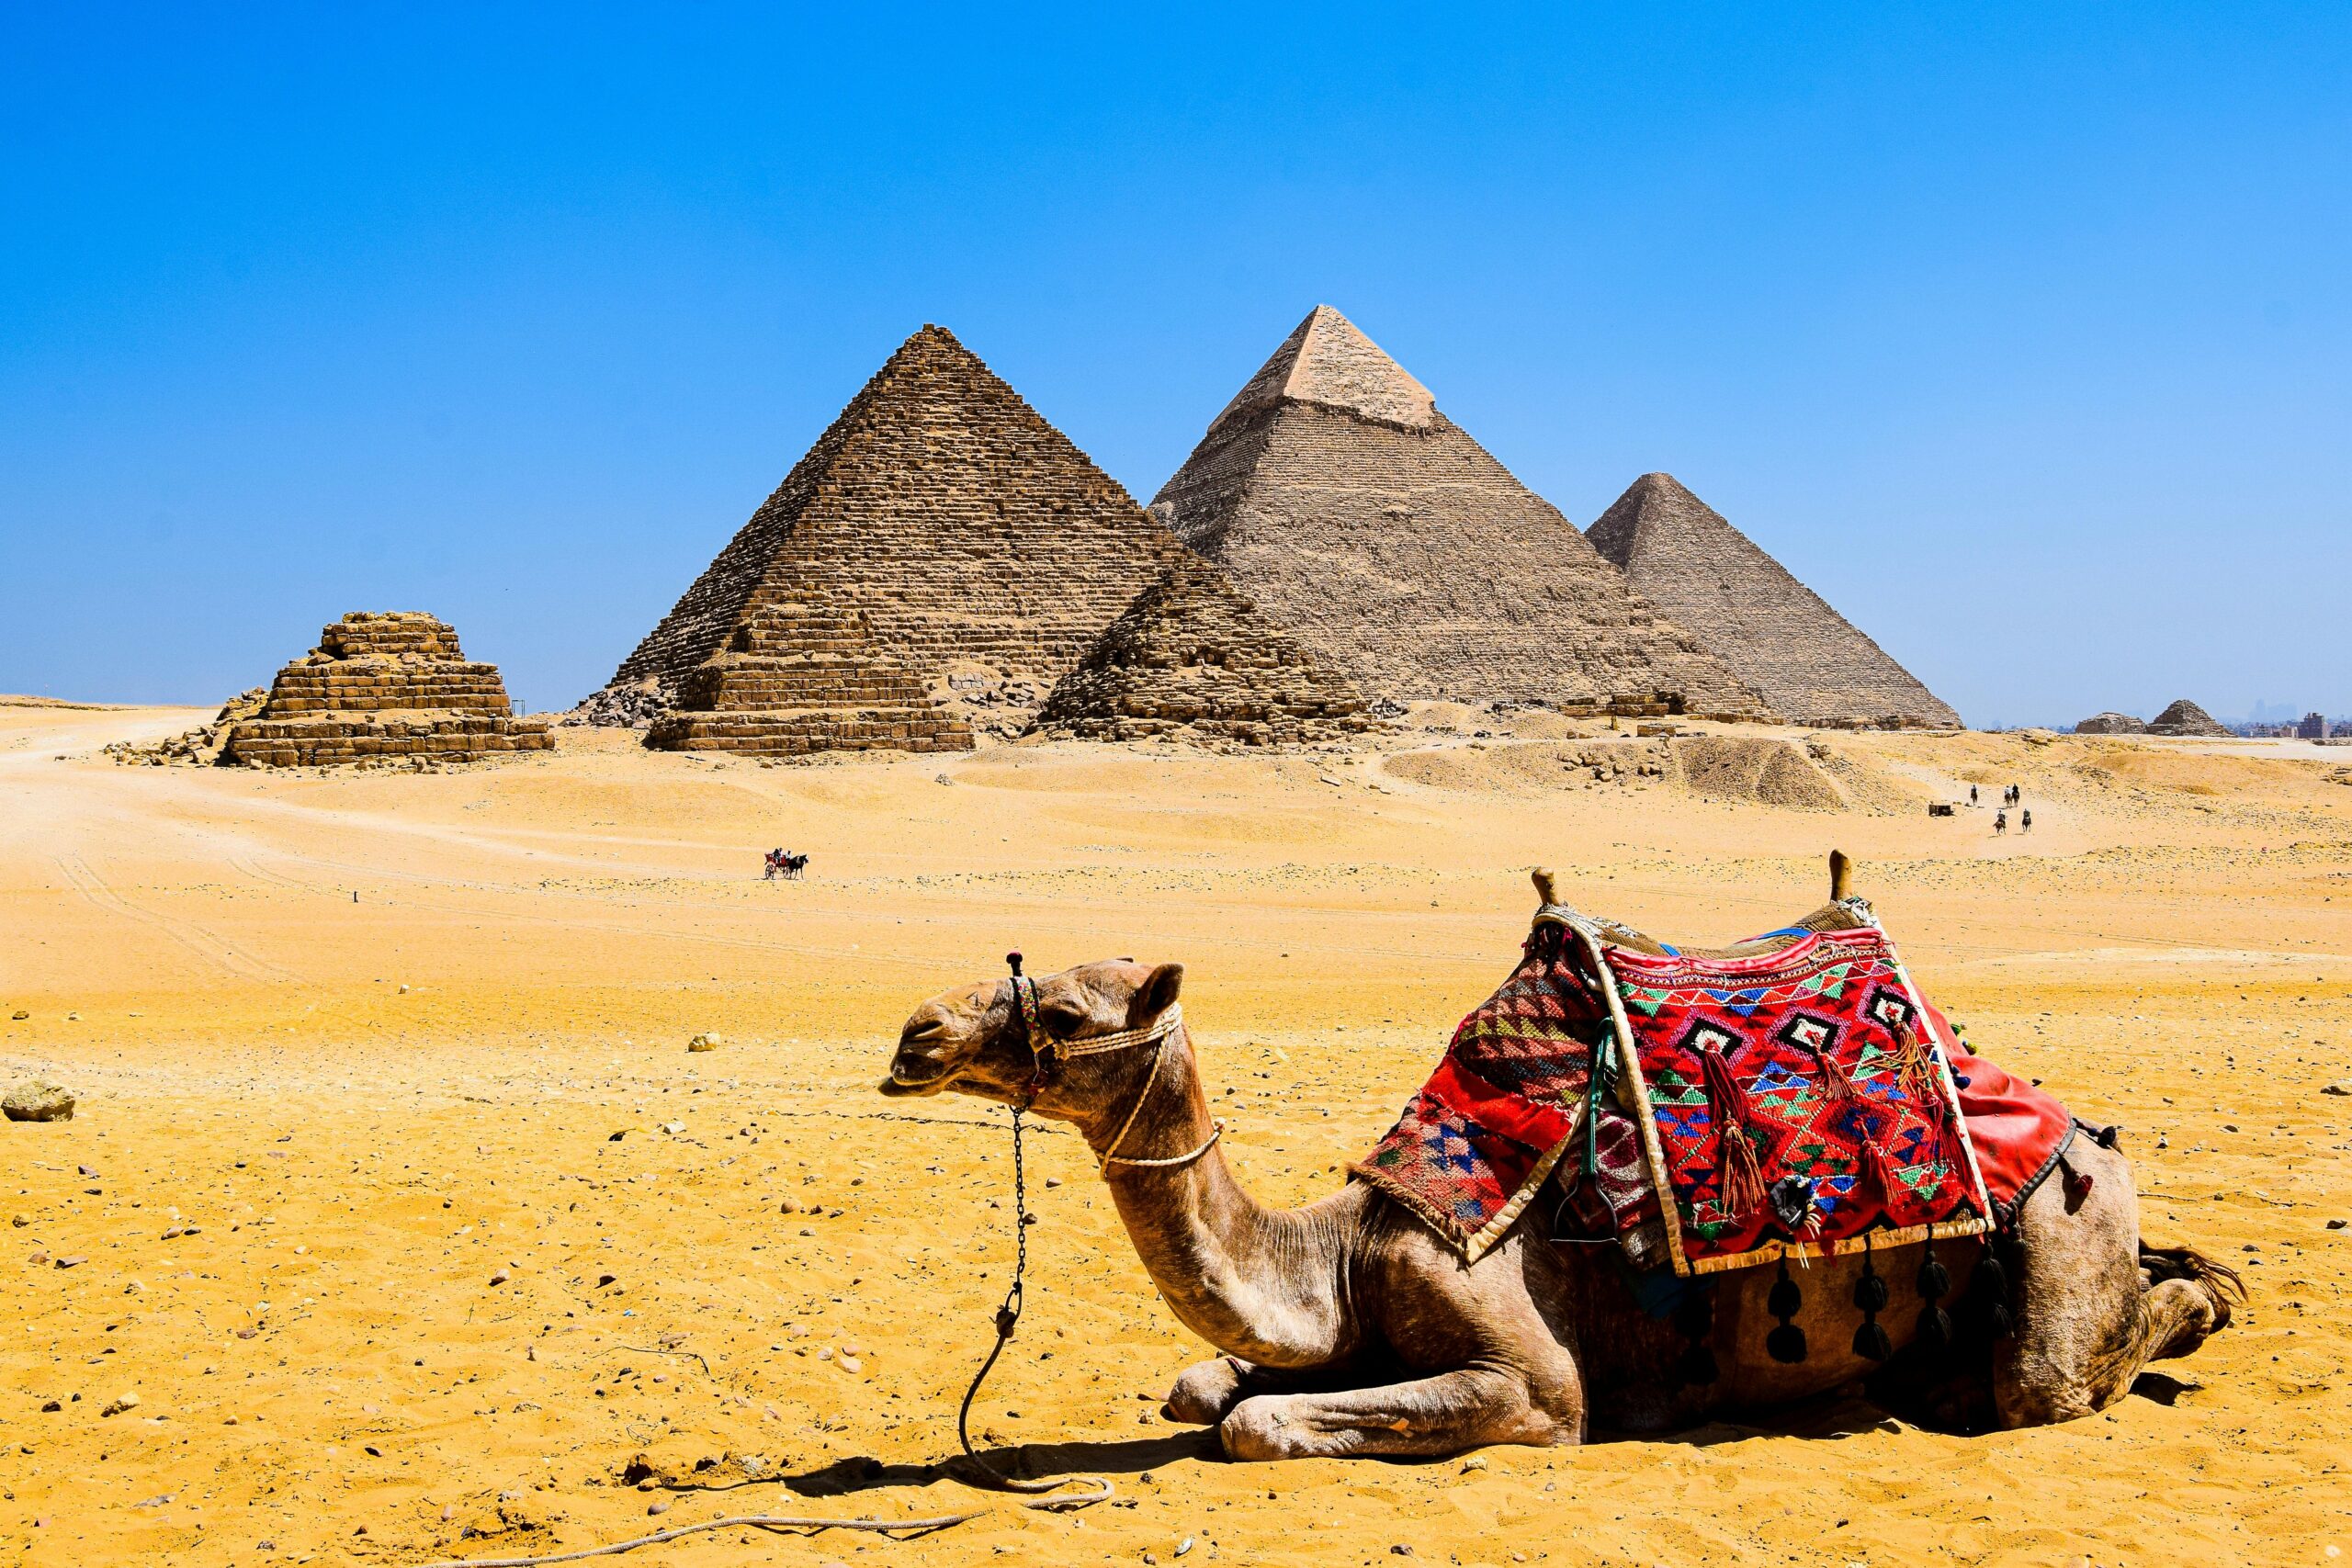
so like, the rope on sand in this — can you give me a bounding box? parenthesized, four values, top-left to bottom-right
(418, 1507, 983, 1567)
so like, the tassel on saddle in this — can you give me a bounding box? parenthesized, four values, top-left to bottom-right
(1698, 1043, 1769, 1217)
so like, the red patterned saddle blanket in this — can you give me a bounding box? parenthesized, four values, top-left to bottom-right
(1354, 902, 2072, 1276)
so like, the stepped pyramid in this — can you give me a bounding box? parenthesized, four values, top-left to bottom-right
(1585, 473, 1959, 729)
(645, 585, 973, 754)
(1035, 555, 1375, 745)
(1149, 306, 1768, 718)
(223, 612, 552, 767)
(590, 324, 1188, 752)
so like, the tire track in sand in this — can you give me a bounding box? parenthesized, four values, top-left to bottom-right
(55, 853, 298, 985)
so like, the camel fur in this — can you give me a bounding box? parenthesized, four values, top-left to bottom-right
(879, 874, 2236, 1460)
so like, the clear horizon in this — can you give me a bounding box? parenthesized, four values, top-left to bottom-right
(5, 6, 2346, 726)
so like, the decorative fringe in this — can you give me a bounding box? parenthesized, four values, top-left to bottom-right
(1892, 1019, 1939, 1106)
(1915, 1226, 1952, 1350)
(1766, 1258, 1808, 1364)
(1851, 1241, 1894, 1362)
(1857, 1136, 1903, 1213)
(1672, 1292, 1719, 1387)
(1699, 1044, 1768, 1217)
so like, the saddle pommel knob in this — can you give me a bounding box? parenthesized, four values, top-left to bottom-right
(1828, 851, 1853, 903)
(1531, 867, 1559, 908)
(1005, 951, 1024, 977)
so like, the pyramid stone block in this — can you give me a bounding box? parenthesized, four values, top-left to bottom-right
(587, 324, 1187, 753)
(1035, 555, 1376, 746)
(1149, 307, 1769, 719)
(1585, 473, 1960, 729)
(223, 613, 551, 767)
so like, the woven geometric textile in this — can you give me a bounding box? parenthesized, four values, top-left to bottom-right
(1608, 929, 1989, 1272)
(1354, 919, 1994, 1274)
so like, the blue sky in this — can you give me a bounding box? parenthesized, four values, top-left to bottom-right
(5, 5, 2346, 725)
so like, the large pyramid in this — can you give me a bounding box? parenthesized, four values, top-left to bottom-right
(1148, 306, 1768, 718)
(1035, 555, 1375, 745)
(590, 325, 1188, 750)
(1585, 473, 1960, 729)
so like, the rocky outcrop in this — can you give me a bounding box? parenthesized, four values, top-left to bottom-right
(105, 688, 267, 766)
(221, 613, 552, 768)
(1035, 556, 1376, 745)
(2149, 699, 2229, 737)
(1586, 473, 1959, 729)
(2074, 712, 2147, 735)
(585, 324, 1187, 753)
(1150, 307, 1769, 719)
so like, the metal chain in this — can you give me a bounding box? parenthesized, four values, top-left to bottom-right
(956, 1106, 1028, 1461)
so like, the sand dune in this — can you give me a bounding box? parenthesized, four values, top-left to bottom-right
(2, 708, 2346, 1565)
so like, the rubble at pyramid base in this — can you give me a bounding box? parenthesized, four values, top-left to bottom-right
(646, 707, 973, 755)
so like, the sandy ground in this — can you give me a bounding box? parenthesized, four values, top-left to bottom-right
(2, 704, 2347, 1567)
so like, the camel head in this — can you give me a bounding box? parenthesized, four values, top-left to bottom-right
(880, 958, 1184, 1116)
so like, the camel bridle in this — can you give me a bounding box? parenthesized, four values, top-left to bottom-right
(954, 953, 1216, 1506)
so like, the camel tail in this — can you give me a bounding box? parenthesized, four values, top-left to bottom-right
(2141, 1242, 2244, 1331)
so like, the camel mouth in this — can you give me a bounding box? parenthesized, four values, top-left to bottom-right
(878, 1063, 955, 1097)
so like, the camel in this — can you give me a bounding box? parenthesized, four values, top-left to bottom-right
(878, 875, 2237, 1460)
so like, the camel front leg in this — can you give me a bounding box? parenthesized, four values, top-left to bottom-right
(1165, 1356, 1359, 1425)
(1217, 1364, 1573, 1461)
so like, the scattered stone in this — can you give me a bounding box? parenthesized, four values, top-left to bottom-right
(2323, 1082, 2351, 1096)
(489, 1268, 512, 1286)
(99, 1392, 139, 1416)
(662, 1120, 686, 1134)
(54, 1256, 85, 1269)
(4, 1081, 74, 1122)
(687, 1033, 720, 1053)
(2327, 1219, 2346, 1231)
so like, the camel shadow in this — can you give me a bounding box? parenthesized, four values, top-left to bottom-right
(659, 1431, 1218, 1504)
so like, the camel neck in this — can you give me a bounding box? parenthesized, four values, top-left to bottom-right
(1078, 1024, 1357, 1370)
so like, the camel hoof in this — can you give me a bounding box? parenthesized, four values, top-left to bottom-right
(1165, 1359, 1248, 1425)
(1217, 1397, 1296, 1461)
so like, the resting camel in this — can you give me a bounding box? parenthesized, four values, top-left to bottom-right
(879, 877, 2236, 1460)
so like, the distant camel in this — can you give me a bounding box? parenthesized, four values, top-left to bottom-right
(881, 884, 2236, 1459)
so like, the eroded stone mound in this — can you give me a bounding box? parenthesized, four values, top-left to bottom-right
(2075, 711, 2147, 735)
(1151, 307, 1769, 719)
(1668, 735, 1846, 811)
(2149, 699, 2229, 738)
(585, 324, 1186, 750)
(1586, 474, 1959, 729)
(222, 613, 551, 768)
(105, 688, 267, 766)
(1035, 556, 1375, 745)
(645, 587, 973, 756)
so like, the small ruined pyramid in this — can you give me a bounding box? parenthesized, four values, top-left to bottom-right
(1585, 473, 1960, 729)
(2149, 698, 2228, 737)
(1150, 306, 1768, 718)
(589, 324, 1187, 753)
(2074, 711, 2146, 735)
(224, 612, 552, 767)
(645, 584, 973, 755)
(1035, 555, 1375, 745)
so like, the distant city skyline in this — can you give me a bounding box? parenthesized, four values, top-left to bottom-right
(5, 6, 2346, 724)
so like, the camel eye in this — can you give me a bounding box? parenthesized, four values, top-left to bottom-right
(1037, 999, 1089, 1038)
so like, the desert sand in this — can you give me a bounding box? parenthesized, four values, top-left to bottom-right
(3, 704, 2347, 1566)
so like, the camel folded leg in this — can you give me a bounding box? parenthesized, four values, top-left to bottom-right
(1216, 1365, 1570, 1461)
(1994, 1139, 2234, 1427)
(1163, 1356, 1358, 1425)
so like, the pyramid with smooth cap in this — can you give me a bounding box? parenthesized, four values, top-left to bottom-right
(223, 612, 552, 767)
(1585, 473, 1959, 728)
(1035, 555, 1377, 745)
(588, 324, 1189, 753)
(1150, 307, 1768, 717)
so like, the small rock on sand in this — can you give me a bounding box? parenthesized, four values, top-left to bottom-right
(2324, 1082, 2352, 1097)
(99, 1392, 139, 1416)
(4, 1081, 74, 1122)
(687, 1033, 720, 1053)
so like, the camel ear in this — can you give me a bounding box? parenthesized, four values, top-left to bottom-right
(1132, 962, 1183, 1023)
